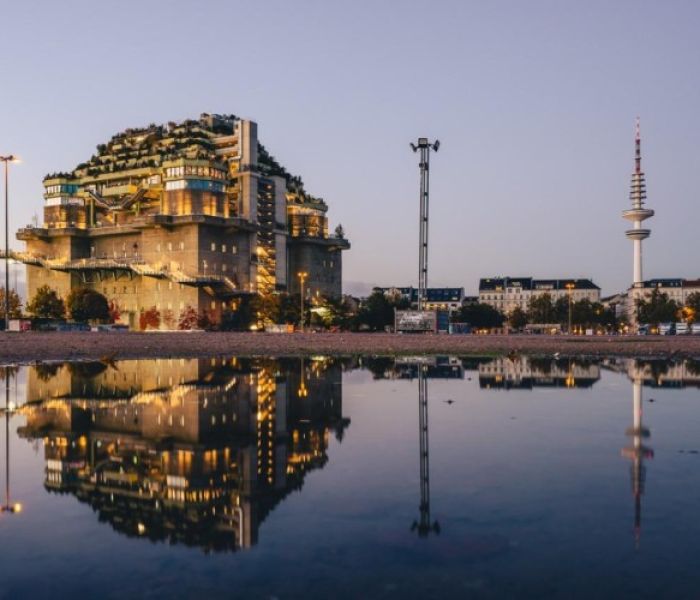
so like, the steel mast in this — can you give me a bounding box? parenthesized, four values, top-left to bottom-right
(410, 138, 439, 311)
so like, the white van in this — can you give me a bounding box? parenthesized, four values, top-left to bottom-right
(675, 322, 690, 335)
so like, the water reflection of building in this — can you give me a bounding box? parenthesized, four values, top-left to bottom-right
(608, 358, 700, 388)
(17, 357, 349, 552)
(621, 376, 653, 548)
(479, 357, 601, 389)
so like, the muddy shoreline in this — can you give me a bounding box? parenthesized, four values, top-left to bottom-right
(1, 331, 700, 364)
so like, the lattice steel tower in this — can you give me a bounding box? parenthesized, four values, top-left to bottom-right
(410, 138, 439, 311)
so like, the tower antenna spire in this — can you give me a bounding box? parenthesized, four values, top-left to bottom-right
(635, 117, 641, 174)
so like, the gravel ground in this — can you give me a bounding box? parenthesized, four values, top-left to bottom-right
(1, 331, 700, 364)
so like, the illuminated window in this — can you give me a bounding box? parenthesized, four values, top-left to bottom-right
(211, 242, 216, 251)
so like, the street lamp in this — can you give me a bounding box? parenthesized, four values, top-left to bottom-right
(1, 156, 19, 332)
(565, 282, 575, 334)
(297, 271, 308, 331)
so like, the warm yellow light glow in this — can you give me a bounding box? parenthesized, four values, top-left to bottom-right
(13, 503, 22, 513)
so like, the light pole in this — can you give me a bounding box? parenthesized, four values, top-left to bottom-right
(410, 139, 439, 311)
(298, 271, 308, 331)
(1, 156, 19, 332)
(565, 282, 575, 334)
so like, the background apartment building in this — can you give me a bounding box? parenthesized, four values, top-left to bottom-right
(478, 277, 601, 314)
(15, 113, 348, 328)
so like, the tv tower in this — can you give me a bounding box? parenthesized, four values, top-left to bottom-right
(622, 118, 654, 289)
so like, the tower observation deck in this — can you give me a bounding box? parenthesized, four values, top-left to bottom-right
(622, 118, 654, 287)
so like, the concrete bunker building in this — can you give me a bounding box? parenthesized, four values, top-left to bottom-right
(15, 113, 349, 328)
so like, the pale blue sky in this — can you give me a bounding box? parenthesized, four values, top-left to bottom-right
(2, 0, 699, 296)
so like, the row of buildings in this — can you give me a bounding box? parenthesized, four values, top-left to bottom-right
(376, 277, 603, 314)
(13, 113, 349, 329)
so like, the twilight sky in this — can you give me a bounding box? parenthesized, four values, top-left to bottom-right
(2, 0, 699, 296)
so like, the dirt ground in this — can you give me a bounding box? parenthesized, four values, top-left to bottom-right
(1, 331, 700, 364)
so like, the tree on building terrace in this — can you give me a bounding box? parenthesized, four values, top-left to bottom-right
(26, 285, 65, 320)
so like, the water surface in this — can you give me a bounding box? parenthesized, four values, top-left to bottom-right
(1, 356, 699, 599)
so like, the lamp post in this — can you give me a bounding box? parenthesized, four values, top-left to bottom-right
(1, 156, 18, 332)
(565, 282, 575, 334)
(298, 271, 308, 331)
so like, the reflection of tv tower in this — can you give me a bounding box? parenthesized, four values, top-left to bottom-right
(411, 366, 439, 537)
(621, 378, 653, 547)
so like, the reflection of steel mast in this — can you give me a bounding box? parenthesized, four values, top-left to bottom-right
(411, 366, 439, 537)
(621, 378, 653, 548)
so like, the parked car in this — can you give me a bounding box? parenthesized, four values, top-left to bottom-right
(658, 322, 675, 335)
(57, 322, 91, 332)
(692, 323, 700, 335)
(637, 324, 650, 335)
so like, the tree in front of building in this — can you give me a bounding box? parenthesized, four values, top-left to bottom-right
(251, 293, 281, 327)
(26, 285, 65, 319)
(635, 289, 680, 325)
(508, 306, 528, 330)
(162, 309, 176, 330)
(66, 288, 110, 323)
(684, 292, 700, 323)
(354, 291, 406, 332)
(139, 306, 161, 330)
(108, 300, 121, 324)
(527, 293, 556, 324)
(220, 298, 255, 331)
(0, 286, 22, 320)
(455, 303, 505, 329)
(178, 305, 199, 330)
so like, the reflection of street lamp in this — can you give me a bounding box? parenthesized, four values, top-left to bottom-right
(298, 271, 308, 331)
(565, 283, 575, 334)
(1, 155, 20, 331)
(2, 366, 22, 514)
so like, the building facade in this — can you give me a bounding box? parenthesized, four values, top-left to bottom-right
(478, 277, 601, 314)
(623, 278, 700, 321)
(15, 114, 348, 328)
(374, 287, 465, 312)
